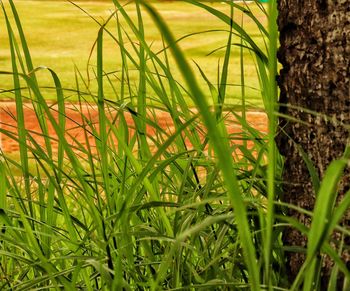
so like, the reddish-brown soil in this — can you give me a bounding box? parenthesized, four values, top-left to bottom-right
(0, 102, 267, 154)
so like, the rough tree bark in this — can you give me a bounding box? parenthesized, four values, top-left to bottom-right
(276, 0, 350, 286)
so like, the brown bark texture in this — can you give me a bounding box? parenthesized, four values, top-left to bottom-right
(276, 0, 350, 285)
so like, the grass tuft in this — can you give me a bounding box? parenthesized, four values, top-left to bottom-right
(0, 0, 349, 290)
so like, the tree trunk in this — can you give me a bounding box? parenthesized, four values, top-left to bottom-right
(276, 0, 350, 286)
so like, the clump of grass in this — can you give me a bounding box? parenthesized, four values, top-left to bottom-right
(0, 0, 349, 290)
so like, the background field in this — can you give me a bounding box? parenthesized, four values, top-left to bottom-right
(0, 0, 267, 107)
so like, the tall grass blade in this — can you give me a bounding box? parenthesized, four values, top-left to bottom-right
(1, 3, 32, 216)
(140, 1, 260, 289)
(216, 5, 233, 119)
(302, 153, 348, 288)
(264, 0, 278, 284)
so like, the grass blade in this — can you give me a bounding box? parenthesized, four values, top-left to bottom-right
(140, 2, 260, 289)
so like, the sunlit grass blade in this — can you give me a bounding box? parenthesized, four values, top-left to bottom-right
(264, 0, 278, 284)
(140, 1, 260, 289)
(1, 3, 32, 216)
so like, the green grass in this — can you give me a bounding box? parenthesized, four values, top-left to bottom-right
(0, 0, 267, 107)
(1, 0, 349, 290)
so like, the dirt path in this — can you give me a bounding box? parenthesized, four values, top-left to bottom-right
(0, 102, 267, 154)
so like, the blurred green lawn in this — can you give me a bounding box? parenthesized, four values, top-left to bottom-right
(0, 0, 267, 108)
